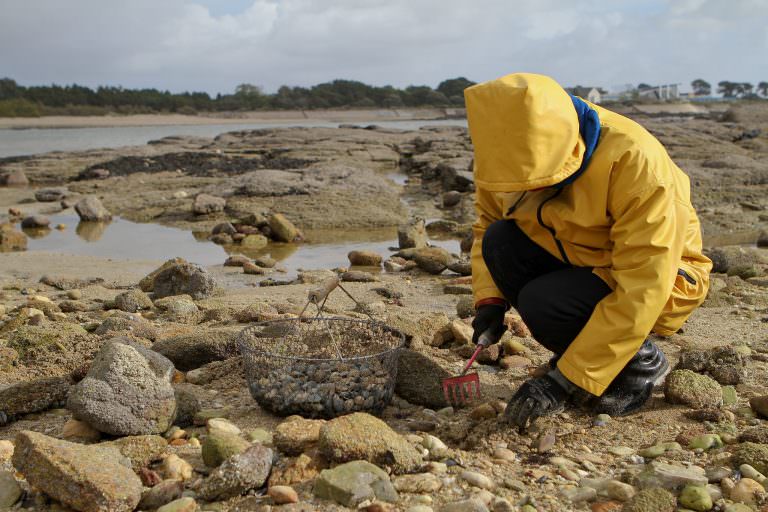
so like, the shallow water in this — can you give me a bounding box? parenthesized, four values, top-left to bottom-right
(17, 214, 459, 278)
(0, 119, 467, 158)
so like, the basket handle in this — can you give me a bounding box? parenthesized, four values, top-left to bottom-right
(308, 276, 340, 304)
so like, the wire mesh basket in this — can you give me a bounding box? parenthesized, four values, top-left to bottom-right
(237, 278, 406, 418)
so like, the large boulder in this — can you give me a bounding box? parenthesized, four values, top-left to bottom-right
(152, 328, 239, 371)
(139, 258, 187, 292)
(318, 412, 422, 474)
(198, 444, 273, 500)
(75, 196, 112, 222)
(152, 262, 218, 300)
(67, 337, 177, 436)
(0, 376, 72, 420)
(12, 430, 142, 512)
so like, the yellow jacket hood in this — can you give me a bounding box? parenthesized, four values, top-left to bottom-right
(465, 73, 585, 191)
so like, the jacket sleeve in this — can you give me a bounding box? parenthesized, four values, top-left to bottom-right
(471, 185, 505, 303)
(557, 154, 689, 396)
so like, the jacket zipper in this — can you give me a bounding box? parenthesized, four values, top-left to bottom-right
(536, 189, 572, 265)
(677, 268, 696, 285)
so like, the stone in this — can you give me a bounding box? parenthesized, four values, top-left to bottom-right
(313, 460, 397, 508)
(678, 485, 713, 511)
(442, 190, 462, 207)
(750, 396, 768, 418)
(414, 247, 453, 275)
(396, 348, 454, 408)
(241, 233, 269, 249)
(157, 497, 197, 512)
(207, 417, 241, 436)
(348, 250, 383, 266)
(268, 213, 301, 242)
(633, 462, 708, 490)
(605, 480, 635, 501)
(664, 370, 723, 409)
(398, 219, 427, 249)
(456, 296, 475, 318)
(139, 258, 187, 292)
(341, 270, 379, 282)
(224, 255, 250, 267)
(318, 412, 423, 474)
(193, 193, 225, 215)
(732, 443, 768, 475)
(201, 431, 251, 467)
(688, 434, 723, 451)
(21, 215, 50, 228)
(440, 498, 489, 512)
(268, 451, 323, 487)
(153, 329, 238, 371)
(447, 259, 472, 276)
(233, 302, 279, 322)
(138, 479, 185, 510)
(274, 416, 325, 455)
(470, 403, 498, 421)
(2, 169, 29, 187)
(621, 488, 676, 512)
(730, 477, 765, 505)
(75, 196, 112, 221)
(461, 470, 495, 490)
(268, 485, 299, 504)
(0, 440, 13, 462)
(62, 419, 102, 443)
(12, 430, 142, 512)
(492, 447, 516, 462)
(198, 444, 273, 500)
(152, 261, 217, 299)
(450, 319, 474, 344)
(114, 289, 153, 313)
(722, 385, 738, 405)
(675, 346, 746, 385)
(243, 261, 268, 274)
(248, 428, 273, 445)
(212, 222, 237, 235)
(393, 473, 442, 493)
(160, 454, 193, 481)
(0, 375, 72, 419)
(67, 337, 177, 436)
(154, 295, 199, 323)
(101, 435, 168, 471)
(0, 226, 27, 251)
(35, 187, 68, 202)
(0, 471, 22, 508)
(95, 313, 158, 340)
(724, 504, 756, 512)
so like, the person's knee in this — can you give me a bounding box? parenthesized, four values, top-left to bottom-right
(481, 220, 511, 258)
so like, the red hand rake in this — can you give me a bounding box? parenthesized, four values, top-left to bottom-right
(441, 331, 492, 406)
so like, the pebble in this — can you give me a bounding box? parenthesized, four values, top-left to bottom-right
(460, 470, 495, 490)
(406, 506, 433, 512)
(207, 418, 241, 436)
(157, 497, 197, 512)
(705, 466, 731, 482)
(0, 471, 22, 508)
(470, 403, 498, 421)
(730, 477, 765, 505)
(491, 497, 515, 512)
(61, 419, 101, 442)
(608, 446, 634, 457)
(537, 430, 556, 453)
(605, 480, 635, 502)
(160, 454, 193, 481)
(562, 486, 597, 503)
(0, 441, 13, 462)
(268, 485, 299, 504)
(739, 464, 767, 484)
(592, 413, 611, 427)
(441, 498, 489, 512)
(492, 447, 516, 462)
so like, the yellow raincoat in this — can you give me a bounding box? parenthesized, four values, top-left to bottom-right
(466, 73, 712, 396)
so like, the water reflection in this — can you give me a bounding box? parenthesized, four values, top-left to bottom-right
(76, 221, 111, 242)
(21, 227, 51, 239)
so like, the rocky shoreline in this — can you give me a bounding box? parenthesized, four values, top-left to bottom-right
(0, 104, 767, 511)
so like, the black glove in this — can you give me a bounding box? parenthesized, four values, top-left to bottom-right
(471, 304, 507, 345)
(503, 369, 579, 431)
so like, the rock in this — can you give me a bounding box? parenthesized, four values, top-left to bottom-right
(207, 418, 242, 436)
(393, 473, 442, 493)
(450, 319, 474, 344)
(114, 289, 153, 313)
(138, 479, 184, 510)
(678, 484, 713, 511)
(157, 497, 197, 512)
(75, 196, 112, 221)
(139, 258, 186, 292)
(62, 419, 102, 443)
(67, 337, 176, 436)
(243, 261, 268, 274)
(201, 430, 250, 467)
(470, 403, 498, 421)
(313, 460, 398, 508)
(241, 233, 269, 249)
(442, 190, 462, 207)
(0, 375, 72, 419)
(341, 270, 379, 282)
(688, 434, 723, 451)
(0, 440, 13, 462)
(664, 370, 723, 409)
(319, 412, 422, 474)
(348, 250, 383, 266)
(2, 169, 29, 187)
(160, 454, 193, 481)
(447, 259, 472, 276)
(605, 480, 635, 501)
(562, 486, 597, 503)
(461, 470, 495, 490)
(153, 329, 238, 371)
(152, 261, 218, 299)
(732, 443, 768, 474)
(154, 295, 199, 323)
(441, 498, 489, 512)
(212, 222, 237, 235)
(750, 396, 768, 419)
(730, 477, 765, 505)
(35, 187, 68, 202)
(12, 430, 142, 512)
(268, 451, 323, 487)
(274, 416, 326, 455)
(268, 213, 301, 242)
(193, 193, 225, 215)
(101, 435, 168, 471)
(633, 462, 708, 490)
(456, 296, 475, 318)
(675, 346, 746, 384)
(21, 215, 50, 228)
(622, 487, 676, 512)
(396, 348, 453, 408)
(0, 226, 27, 251)
(233, 302, 279, 322)
(414, 247, 453, 275)
(248, 428, 273, 445)
(224, 255, 250, 267)
(268, 485, 299, 504)
(198, 444, 273, 500)
(95, 314, 158, 341)
(398, 219, 427, 249)
(0, 471, 22, 508)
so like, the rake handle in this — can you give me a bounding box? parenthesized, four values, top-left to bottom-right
(460, 330, 493, 375)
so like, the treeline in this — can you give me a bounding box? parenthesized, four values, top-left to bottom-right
(0, 77, 476, 117)
(690, 79, 768, 98)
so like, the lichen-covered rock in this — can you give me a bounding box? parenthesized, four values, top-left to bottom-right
(664, 370, 723, 409)
(152, 262, 218, 300)
(413, 247, 453, 275)
(622, 487, 676, 512)
(152, 328, 239, 371)
(675, 346, 746, 385)
(139, 258, 187, 292)
(678, 484, 713, 511)
(193, 193, 225, 215)
(274, 416, 326, 456)
(732, 443, 768, 475)
(114, 289, 153, 313)
(0, 375, 72, 419)
(67, 337, 177, 436)
(0, 226, 27, 252)
(201, 431, 251, 467)
(12, 430, 142, 512)
(318, 412, 422, 474)
(313, 460, 397, 508)
(100, 435, 168, 471)
(94, 314, 159, 341)
(75, 196, 112, 222)
(198, 444, 273, 500)
(7, 322, 94, 367)
(154, 295, 200, 323)
(268, 213, 301, 242)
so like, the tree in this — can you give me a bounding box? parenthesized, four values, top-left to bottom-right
(436, 77, 476, 100)
(637, 83, 653, 91)
(758, 82, 768, 97)
(691, 79, 711, 96)
(718, 81, 737, 98)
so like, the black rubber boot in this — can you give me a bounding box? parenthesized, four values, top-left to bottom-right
(591, 340, 669, 416)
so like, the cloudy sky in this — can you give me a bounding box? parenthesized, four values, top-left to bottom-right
(1, 0, 766, 95)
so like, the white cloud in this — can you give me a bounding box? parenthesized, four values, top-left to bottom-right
(0, 0, 765, 94)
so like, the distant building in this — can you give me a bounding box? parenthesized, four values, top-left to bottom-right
(565, 86, 603, 104)
(637, 84, 680, 101)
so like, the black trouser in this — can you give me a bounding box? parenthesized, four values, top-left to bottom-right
(482, 220, 611, 355)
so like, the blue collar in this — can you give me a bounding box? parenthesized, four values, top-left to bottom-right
(553, 95, 601, 189)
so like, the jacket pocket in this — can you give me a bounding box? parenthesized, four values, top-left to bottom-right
(677, 268, 696, 286)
